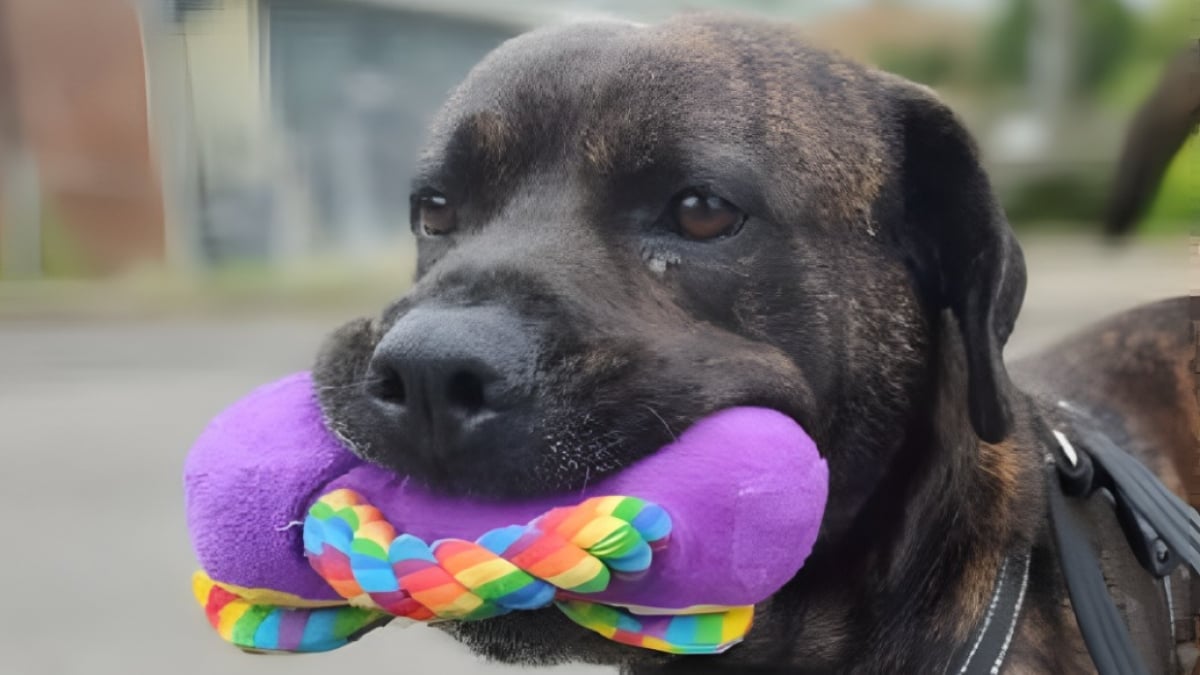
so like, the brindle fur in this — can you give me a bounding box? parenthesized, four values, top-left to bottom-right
(312, 15, 1197, 673)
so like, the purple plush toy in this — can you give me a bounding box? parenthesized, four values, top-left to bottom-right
(184, 372, 828, 655)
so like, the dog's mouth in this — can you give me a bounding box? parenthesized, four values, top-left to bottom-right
(324, 398, 681, 499)
(186, 371, 828, 658)
(323, 390, 814, 501)
(313, 314, 818, 501)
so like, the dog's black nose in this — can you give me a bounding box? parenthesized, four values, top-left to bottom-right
(365, 306, 536, 461)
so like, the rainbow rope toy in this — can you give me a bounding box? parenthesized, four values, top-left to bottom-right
(185, 373, 829, 657)
(194, 489, 751, 654)
(304, 490, 672, 620)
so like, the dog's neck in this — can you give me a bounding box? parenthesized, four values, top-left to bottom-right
(657, 324, 1044, 673)
(622, 325, 1049, 675)
(828, 322, 1050, 667)
(823, 391, 1038, 661)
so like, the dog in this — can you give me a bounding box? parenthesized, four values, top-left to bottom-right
(312, 15, 1197, 673)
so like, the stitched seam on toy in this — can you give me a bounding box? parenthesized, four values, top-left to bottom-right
(1164, 576, 1176, 644)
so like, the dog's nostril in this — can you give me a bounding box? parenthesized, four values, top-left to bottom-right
(446, 370, 485, 414)
(368, 367, 406, 405)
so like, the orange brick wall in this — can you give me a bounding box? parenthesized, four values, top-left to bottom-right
(0, 0, 164, 275)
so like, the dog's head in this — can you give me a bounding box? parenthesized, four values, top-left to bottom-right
(313, 14, 1025, 666)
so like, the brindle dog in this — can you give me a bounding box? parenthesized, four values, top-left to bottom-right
(313, 15, 1198, 674)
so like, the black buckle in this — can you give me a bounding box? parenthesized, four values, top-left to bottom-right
(1048, 428, 1180, 578)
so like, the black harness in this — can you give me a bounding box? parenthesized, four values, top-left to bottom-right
(947, 549, 1032, 675)
(947, 400, 1200, 675)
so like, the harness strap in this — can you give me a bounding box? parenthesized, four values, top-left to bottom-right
(1045, 459, 1150, 675)
(949, 399, 1200, 675)
(947, 551, 1032, 675)
(1041, 400, 1200, 675)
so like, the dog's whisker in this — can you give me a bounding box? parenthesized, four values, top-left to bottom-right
(579, 466, 591, 496)
(642, 404, 676, 441)
(316, 376, 385, 393)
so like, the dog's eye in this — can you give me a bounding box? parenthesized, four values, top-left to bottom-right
(412, 192, 457, 236)
(671, 190, 745, 240)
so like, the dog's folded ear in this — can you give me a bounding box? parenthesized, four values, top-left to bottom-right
(887, 80, 1027, 443)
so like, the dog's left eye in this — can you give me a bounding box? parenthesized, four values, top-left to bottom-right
(671, 189, 745, 240)
(411, 191, 457, 236)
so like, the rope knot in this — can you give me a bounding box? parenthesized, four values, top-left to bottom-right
(194, 489, 753, 655)
(303, 489, 671, 621)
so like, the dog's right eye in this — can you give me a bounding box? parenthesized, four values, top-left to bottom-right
(670, 189, 745, 241)
(411, 191, 457, 236)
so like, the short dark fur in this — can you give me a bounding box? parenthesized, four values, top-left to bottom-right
(313, 15, 1195, 673)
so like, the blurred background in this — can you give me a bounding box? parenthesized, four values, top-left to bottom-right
(0, 0, 1193, 674)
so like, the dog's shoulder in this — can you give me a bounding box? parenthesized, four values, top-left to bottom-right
(1013, 297, 1197, 502)
(1006, 297, 1195, 673)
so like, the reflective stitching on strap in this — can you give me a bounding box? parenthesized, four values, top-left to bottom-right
(1164, 576, 1176, 645)
(950, 551, 1033, 675)
(958, 558, 1010, 674)
(990, 553, 1032, 674)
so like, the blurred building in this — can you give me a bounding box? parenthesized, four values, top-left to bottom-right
(143, 0, 597, 269)
(0, 0, 164, 277)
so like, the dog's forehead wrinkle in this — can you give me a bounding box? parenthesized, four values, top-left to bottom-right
(427, 15, 894, 222)
(438, 23, 639, 132)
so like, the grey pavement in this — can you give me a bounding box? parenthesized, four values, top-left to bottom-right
(0, 234, 1190, 675)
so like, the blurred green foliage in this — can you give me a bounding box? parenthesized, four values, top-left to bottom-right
(975, 0, 1192, 232)
(872, 44, 960, 87)
(981, 0, 1033, 87)
(1103, 0, 1196, 104)
(982, 0, 1136, 95)
(1133, 0, 1197, 62)
(1004, 171, 1105, 225)
(1074, 0, 1137, 94)
(1142, 135, 1197, 235)
(1098, 0, 1196, 234)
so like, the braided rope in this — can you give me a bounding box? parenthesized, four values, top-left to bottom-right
(192, 571, 386, 653)
(194, 490, 753, 655)
(303, 489, 671, 620)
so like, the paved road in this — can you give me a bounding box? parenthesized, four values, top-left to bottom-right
(0, 235, 1188, 675)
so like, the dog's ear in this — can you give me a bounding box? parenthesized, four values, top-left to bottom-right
(888, 80, 1026, 443)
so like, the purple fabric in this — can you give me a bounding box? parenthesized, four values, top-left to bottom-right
(185, 372, 828, 610)
(278, 610, 307, 651)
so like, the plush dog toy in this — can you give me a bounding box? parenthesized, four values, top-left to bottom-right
(184, 372, 829, 656)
